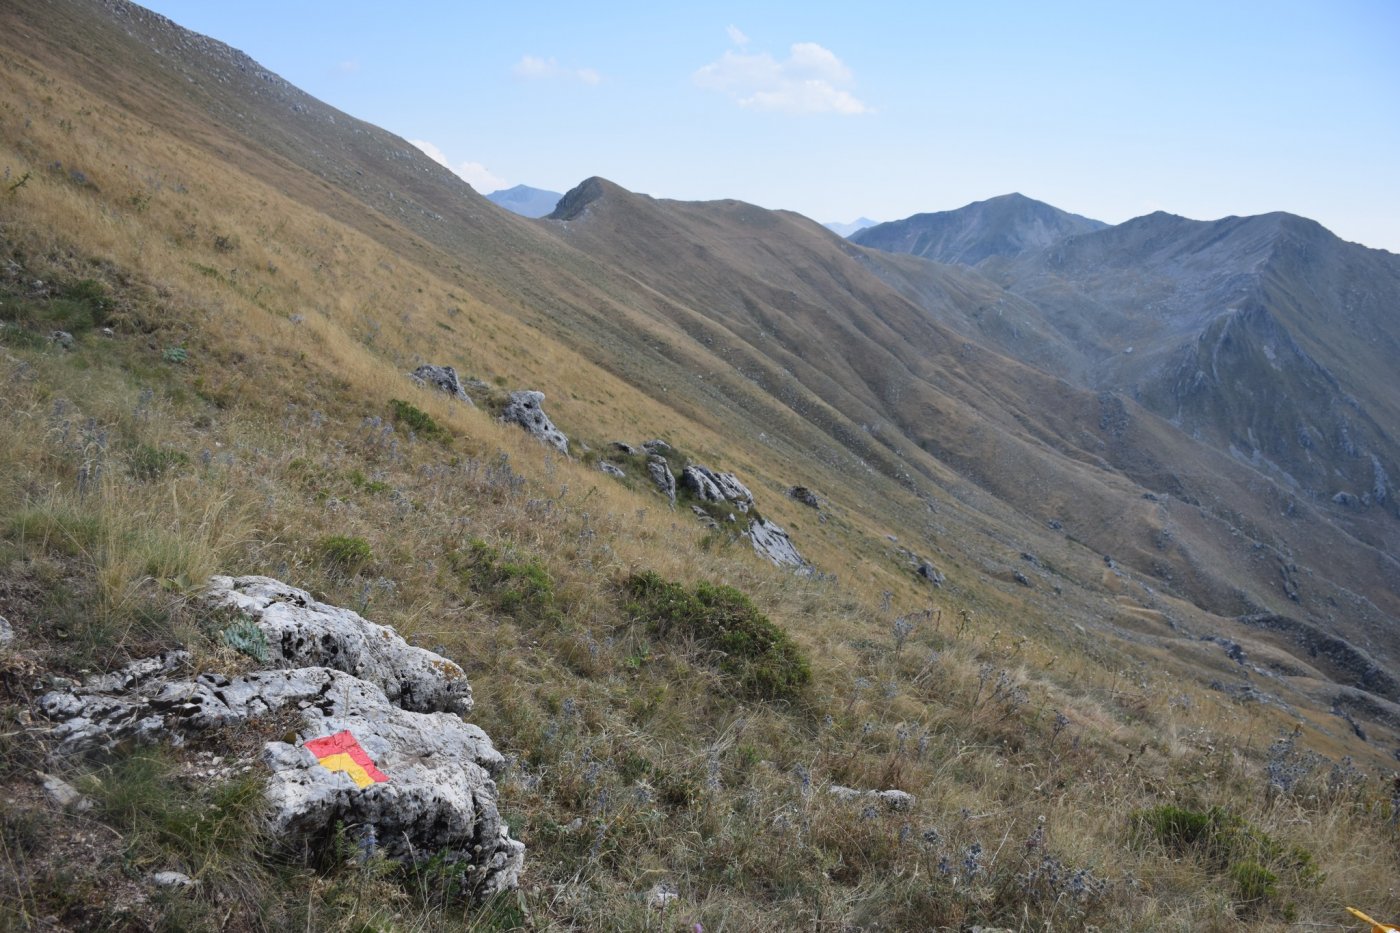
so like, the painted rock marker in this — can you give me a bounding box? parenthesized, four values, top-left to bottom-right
(305, 730, 389, 788)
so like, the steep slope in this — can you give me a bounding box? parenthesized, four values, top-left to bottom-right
(851, 192, 1106, 265)
(983, 212, 1400, 513)
(3, 2, 1399, 928)
(487, 184, 563, 218)
(544, 178, 1400, 701)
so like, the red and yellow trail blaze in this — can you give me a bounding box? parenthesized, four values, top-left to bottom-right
(305, 730, 389, 789)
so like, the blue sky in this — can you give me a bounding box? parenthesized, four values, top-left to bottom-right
(141, 1, 1400, 251)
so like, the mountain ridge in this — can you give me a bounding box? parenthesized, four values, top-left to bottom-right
(851, 192, 1107, 265)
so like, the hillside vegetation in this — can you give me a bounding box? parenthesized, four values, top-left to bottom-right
(0, 1, 1396, 930)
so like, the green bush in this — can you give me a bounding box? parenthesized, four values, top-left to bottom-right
(623, 570, 810, 701)
(129, 443, 189, 481)
(452, 538, 555, 616)
(389, 399, 449, 443)
(1130, 804, 1319, 917)
(318, 535, 373, 574)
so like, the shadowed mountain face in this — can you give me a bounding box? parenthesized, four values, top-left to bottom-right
(5, 0, 1398, 752)
(978, 212, 1400, 511)
(851, 193, 1106, 265)
(487, 184, 563, 218)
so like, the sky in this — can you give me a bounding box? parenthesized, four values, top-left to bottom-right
(139, 1, 1400, 251)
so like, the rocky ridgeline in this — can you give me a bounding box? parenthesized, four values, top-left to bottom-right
(600, 440, 812, 573)
(39, 575, 524, 900)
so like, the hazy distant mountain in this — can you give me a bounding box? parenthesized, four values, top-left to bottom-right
(823, 217, 878, 237)
(852, 192, 1106, 265)
(487, 184, 563, 218)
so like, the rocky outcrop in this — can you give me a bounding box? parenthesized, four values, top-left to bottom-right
(681, 465, 754, 512)
(38, 577, 525, 900)
(408, 365, 474, 406)
(499, 390, 568, 453)
(598, 461, 626, 478)
(641, 439, 670, 454)
(647, 455, 676, 506)
(747, 518, 808, 570)
(896, 547, 944, 587)
(680, 466, 723, 503)
(206, 575, 473, 714)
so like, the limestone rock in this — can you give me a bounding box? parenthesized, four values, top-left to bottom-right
(205, 575, 472, 714)
(690, 504, 720, 531)
(647, 455, 676, 507)
(151, 870, 194, 889)
(610, 441, 638, 455)
(42, 664, 522, 898)
(38, 771, 92, 811)
(0, 615, 12, 644)
(409, 365, 474, 406)
(48, 330, 74, 350)
(598, 461, 626, 479)
(640, 439, 670, 454)
(828, 784, 915, 811)
(680, 466, 723, 502)
(499, 390, 568, 453)
(646, 882, 679, 909)
(788, 486, 820, 508)
(746, 518, 808, 570)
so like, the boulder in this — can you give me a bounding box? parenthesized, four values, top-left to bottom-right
(598, 461, 626, 479)
(409, 365, 474, 406)
(680, 466, 724, 502)
(682, 465, 753, 512)
(610, 441, 638, 455)
(788, 486, 820, 509)
(42, 664, 523, 898)
(38, 577, 525, 900)
(647, 455, 676, 507)
(205, 575, 473, 714)
(499, 390, 568, 454)
(746, 518, 808, 570)
(640, 439, 670, 454)
(48, 330, 74, 350)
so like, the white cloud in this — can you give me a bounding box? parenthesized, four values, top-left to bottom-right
(726, 24, 749, 46)
(693, 41, 869, 115)
(512, 55, 602, 84)
(409, 139, 508, 193)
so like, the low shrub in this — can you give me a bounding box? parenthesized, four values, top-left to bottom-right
(389, 399, 449, 444)
(623, 570, 810, 701)
(318, 535, 372, 574)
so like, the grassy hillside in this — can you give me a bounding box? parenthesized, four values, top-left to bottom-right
(0, 1, 1396, 930)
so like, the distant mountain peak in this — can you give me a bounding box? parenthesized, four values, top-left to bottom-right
(852, 195, 1106, 265)
(487, 184, 564, 219)
(824, 217, 878, 238)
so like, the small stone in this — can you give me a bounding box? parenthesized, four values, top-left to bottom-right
(646, 882, 679, 909)
(151, 871, 195, 889)
(598, 461, 625, 479)
(0, 616, 12, 645)
(48, 330, 74, 350)
(38, 772, 92, 812)
(100, 327, 115, 337)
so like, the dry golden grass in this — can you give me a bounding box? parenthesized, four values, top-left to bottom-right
(0, 25, 1396, 933)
